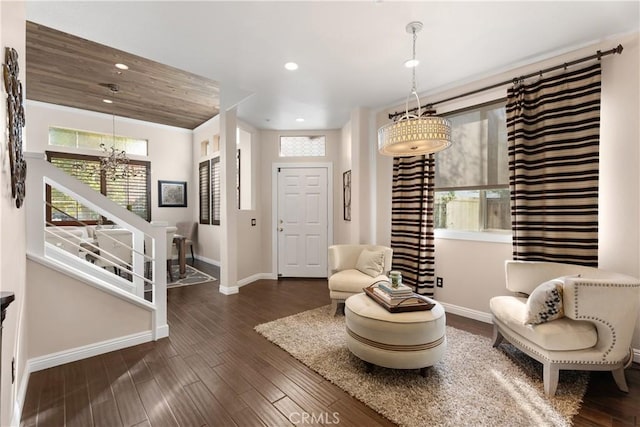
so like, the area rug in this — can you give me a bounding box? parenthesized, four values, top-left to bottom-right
(167, 265, 216, 288)
(254, 305, 589, 427)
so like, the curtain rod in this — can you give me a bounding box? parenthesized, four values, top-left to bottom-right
(388, 44, 624, 121)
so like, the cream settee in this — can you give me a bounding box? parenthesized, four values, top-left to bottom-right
(328, 244, 392, 315)
(490, 260, 640, 396)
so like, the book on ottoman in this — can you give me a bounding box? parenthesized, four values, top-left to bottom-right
(364, 282, 435, 313)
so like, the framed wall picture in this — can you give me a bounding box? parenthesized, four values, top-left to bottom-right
(343, 170, 351, 221)
(158, 180, 187, 207)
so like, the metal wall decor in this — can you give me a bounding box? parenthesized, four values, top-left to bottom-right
(3, 47, 26, 208)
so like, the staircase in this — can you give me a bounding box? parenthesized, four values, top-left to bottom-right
(24, 152, 168, 341)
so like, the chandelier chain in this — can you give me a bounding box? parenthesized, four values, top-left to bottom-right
(411, 27, 417, 94)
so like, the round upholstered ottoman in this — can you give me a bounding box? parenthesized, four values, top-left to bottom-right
(345, 293, 446, 374)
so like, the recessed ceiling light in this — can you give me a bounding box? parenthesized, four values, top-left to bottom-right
(404, 59, 420, 68)
(115, 63, 129, 70)
(284, 62, 299, 71)
(103, 99, 113, 104)
(296, 118, 305, 122)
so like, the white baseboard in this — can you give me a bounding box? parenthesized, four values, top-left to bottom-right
(27, 331, 153, 373)
(219, 285, 239, 295)
(154, 324, 170, 340)
(12, 369, 31, 427)
(440, 302, 493, 324)
(237, 273, 278, 287)
(194, 254, 220, 267)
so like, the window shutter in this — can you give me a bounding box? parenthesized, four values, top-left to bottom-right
(199, 161, 210, 224)
(47, 152, 101, 223)
(211, 157, 221, 225)
(46, 151, 150, 224)
(105, 161, 151, 221)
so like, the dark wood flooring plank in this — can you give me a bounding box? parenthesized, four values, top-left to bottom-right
(20, 370, 47, 427)
(35, 404, 65, 427)
(229, 408, 268, 427)
(193, 341, 225, 367)
(182, 353, 248, 415)
(238, 389, 293, 427)
(64, 388, 93, 427)
(329, 397, 396, 427)
(91, 399, 123, 427)
(256, 365, 333, 416)
(183, 381, 237, 427)
(36, 368, 65, 427)
(82, 356, 114, 406)
(273, 396, 323, 426)
(119, 347, 153, 385)
(62, 361, 87, 395)
(212, 362, 254, 395)
(216, 351, 286, 403)
(163, 354, 200, 388)
(101, 352, 148, 426)
(136, 379, 179, 427)
(142, 349, 207, 427)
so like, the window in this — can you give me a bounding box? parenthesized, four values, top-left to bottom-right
(46, 151, 150, 224)
(434, 100, 510, 233)
(49, 127, 147, 156)
(211, 157, 221, 225)
(199, 161, 210, 225)
(279, 136, 326, 157)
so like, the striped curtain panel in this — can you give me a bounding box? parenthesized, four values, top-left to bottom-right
(507, 63, 601, 267)
(390, 155, 436, 296)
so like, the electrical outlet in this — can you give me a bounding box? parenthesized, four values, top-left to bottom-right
(251, 218, 256, 226)
(436, 277, 443, 288)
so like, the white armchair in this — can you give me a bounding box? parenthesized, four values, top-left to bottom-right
(328, 244, 393, 315)
(490, 260, 640, 396)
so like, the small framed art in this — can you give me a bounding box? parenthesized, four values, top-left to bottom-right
(158, 180, 187, 207)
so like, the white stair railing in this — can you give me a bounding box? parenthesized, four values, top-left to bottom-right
(24, 152, 168, 340)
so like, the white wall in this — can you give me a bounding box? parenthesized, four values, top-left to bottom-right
(25, 101, 194, 226)
(374, 33, 640, 347)
(599, 33, 640, 348)
(238, 127, 253, 210)
(0, 2, 27, 425)
(192, 116, 221, 264)
(336, 120, 352, 244)
(25, 260, 152, 358)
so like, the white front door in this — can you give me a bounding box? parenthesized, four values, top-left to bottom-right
(277, 167, 328, 277)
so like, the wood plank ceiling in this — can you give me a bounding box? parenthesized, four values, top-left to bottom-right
(25, 21, 220, 130)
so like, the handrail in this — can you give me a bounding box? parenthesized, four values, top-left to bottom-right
(25, 152, 168, 340)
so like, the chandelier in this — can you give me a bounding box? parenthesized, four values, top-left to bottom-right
(378, 22, 452, 157)
(98, 142, 132, 181)
(76, 84, 133, 181)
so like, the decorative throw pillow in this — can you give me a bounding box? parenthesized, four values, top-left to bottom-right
(355, 249, 385, 278)
(524, 276, 573, 325)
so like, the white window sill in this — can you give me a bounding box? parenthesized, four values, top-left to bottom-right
(435, 229, 512, 244)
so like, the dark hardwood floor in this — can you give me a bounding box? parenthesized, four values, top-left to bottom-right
(21, 261, 640, 426)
